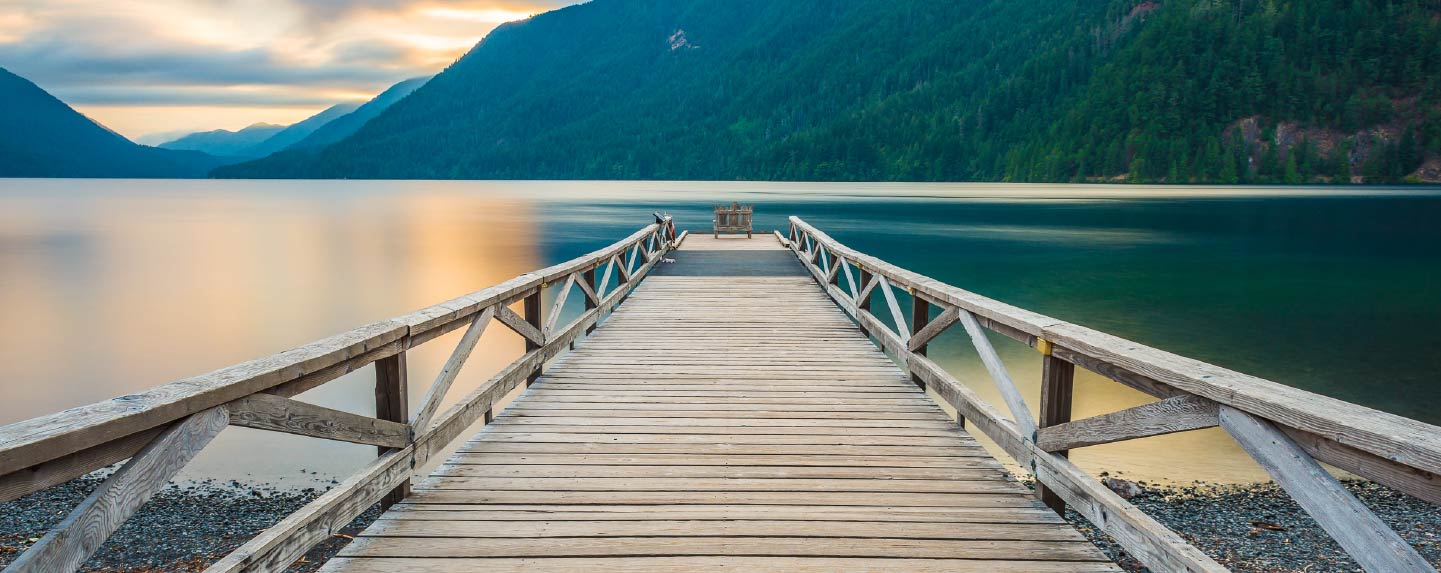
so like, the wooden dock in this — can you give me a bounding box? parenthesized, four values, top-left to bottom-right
(321, 235, 1117, 572)
(3, 216, 1438, 573)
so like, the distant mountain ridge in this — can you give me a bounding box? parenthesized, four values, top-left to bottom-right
(159, 123, 286, 157)
(153, 76, 429, 167)
(0, 67, 226, 178)
(288, 77, 430, 151)
(215, 0, 1441, 183)
(242, 103, 359, 158)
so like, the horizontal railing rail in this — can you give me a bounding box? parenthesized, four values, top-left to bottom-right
(786, 216, 1438, 573)
(0, 217, 682, 573)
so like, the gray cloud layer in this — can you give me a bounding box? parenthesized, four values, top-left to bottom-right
(0, 0, 578, 107)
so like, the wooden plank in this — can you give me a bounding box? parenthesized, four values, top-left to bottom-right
(0, 320, 405, 478)
(541, 273, 576, 337)
(319, 557, 1122, 573)
(577, 269, 599, 306)
(0, 222, 664, 485)
(495, 304, 543, 347)
(374, 352, 409, 510)
(400, 490, 1038, 507)
(957, 309, 1037, 437)
(382, 505, 1064, 523)
(202, 445, 414, 573)
(1219, 406, 1433, 573)
(0, 427, 160, 503)
(446, 453, 994, 468)
(6, 407, 227, 573)
(361, 519, 1083, 540)
(907, 353, 1228, 572)
(879, 276, 910, 345)
(338, 536, 1107, 561)
(1037, 353, 1075, 514)
(225, 393, 408, 449)
(1037, 394, 1219, 453)
(909, 306, 959, 352)
(434, 464, 1005, 480)
(418, 477, 1024, 495)
(413, 306, 496, 431)
(1047, 322, 1441, 483)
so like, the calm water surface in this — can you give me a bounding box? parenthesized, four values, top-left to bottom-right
(2, 180, 1438, 486)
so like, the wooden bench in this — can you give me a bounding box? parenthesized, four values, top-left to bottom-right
(713, 202, 754, 238)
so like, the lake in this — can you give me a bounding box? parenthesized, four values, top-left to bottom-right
(2, 179, 1438, 486)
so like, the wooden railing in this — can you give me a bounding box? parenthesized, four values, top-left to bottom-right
(0, 218, 681, 573)
(784, 217, 1439, 573)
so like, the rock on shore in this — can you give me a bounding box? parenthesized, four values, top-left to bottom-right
(0, 474, 378, 572)
(1056, 476, 1441, 572)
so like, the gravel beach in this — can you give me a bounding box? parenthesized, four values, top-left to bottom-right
(0, 474, 379, 572)
(3, 474, 1437, 571)
(1053, 476, 1441, 572)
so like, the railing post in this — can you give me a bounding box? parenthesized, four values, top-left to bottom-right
(524, 289, 543, 387)
(909, 295, 929, 391)
(1037, 346, 1075, 515)
(857, 269, 873, 311)
(373, 352, 409, 510)
(583, 266, 598, 335)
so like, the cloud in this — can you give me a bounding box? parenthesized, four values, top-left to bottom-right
(0, 0, 578, 108)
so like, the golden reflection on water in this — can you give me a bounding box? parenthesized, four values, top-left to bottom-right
(4, 179, 1395, 486)
(0, 184, 540, 484)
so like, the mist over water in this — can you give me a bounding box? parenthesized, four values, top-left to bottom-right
(2, 180, 1438, 485)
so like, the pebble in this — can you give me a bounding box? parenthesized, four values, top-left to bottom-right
(0, 475, 379, 572)
(1038, 478, 1441, 572)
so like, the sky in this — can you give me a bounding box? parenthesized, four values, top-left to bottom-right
(0, 0, 579, 142)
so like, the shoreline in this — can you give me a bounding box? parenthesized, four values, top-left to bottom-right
(3, 475, 1436, 572)
(1045, 477, 1440, 572)
(0, 475, 380, 572)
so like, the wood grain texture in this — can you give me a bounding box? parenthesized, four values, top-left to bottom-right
(1036, 394, 1218, 453)
(0, 222, 664, 485)
(322, 236, 1110, 573)
(1220, 406, 1434, 573)
(319, 557, 1120, 573)
(412, 306, 496, 432)
(1038, 353, 1076, 514)
(957, 308, 1037, 438)
(226, 393, 409, 449)
(494, 304, 542, 347)
(6, 407, 227, 573)
(791, 215, 1441, 522)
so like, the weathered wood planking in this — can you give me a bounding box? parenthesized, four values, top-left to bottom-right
(5, 408, 228, 573)
(321, 234, 1117, 573)
(789, 215, 1441, 506)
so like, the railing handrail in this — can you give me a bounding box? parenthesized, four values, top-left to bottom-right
(0, 217, 683, 573)
(786, 216, 1439, 573)
(0, 223, 661, 480)
(789, 216, 1441, 484)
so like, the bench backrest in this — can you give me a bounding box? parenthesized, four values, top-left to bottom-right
(714, 202, 754, 232)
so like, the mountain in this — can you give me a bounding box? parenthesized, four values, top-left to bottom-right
(159, 123, 286, 157)
(216, 0, 1441, 183)
(0, 67, 227, 178)
(243, 103, 360, 158)
(286, 77, 431, 151)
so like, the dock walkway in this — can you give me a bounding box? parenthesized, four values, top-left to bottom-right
(321, 235, 1119, 572)
(10, 217, 1435, 573)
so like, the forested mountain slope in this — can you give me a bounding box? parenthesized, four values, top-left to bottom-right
(215, 0, 1441, 183)
(0, 67, 225, 178)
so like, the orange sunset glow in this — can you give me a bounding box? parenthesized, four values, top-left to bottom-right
(0, 0, 577, 140)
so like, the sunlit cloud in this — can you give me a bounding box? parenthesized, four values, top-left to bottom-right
(0, 0, 578, 139)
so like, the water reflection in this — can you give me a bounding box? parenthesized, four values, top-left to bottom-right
(1, 180, 1438, 486)
(0, 181, 540, 484)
